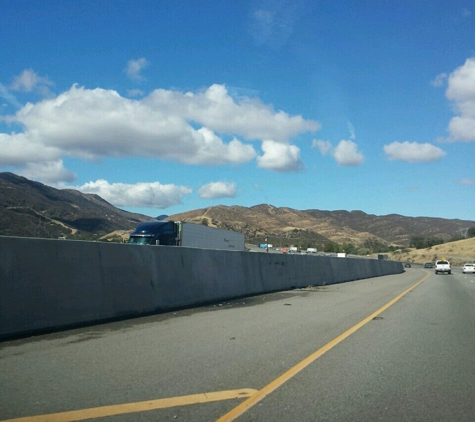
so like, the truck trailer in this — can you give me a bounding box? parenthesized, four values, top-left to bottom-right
(128, 221, 245, 251)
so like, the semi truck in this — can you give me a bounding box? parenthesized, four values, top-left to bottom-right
(127, 221, 245, 251)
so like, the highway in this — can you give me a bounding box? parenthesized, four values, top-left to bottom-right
(1, 267, 474, 421)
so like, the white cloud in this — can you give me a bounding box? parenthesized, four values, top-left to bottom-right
(257, 140, 304, 172)
(145, 84, 319, 142)
(313, 139, 364, 166)
(1, 83, 316, 184)
(312, 139, 332, 155)
(10, 69, 53, 96)
(383, 141, 446, 163)
(333, 140, 364, 166)
(8, 84, 259, 164)
(198, 181, 237, 199)
(183, 127, 256, 165)
(0, 133, 63, 166)
(445, 57, 475, 142)
(125, 58, 149, 81)
(76, 179, 193, 209)
(19, 160, 76, 184)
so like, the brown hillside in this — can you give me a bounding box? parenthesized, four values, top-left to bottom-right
(168, 204, 474, 249)
(389, 237, 475, 266)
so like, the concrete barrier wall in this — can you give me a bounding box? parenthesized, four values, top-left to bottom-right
(0, 236, 403, 339)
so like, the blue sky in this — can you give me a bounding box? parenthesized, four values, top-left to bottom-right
(1, 0, 474, 221)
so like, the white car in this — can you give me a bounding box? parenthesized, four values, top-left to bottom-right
(462, 263, 475, 274)
(435, 260, 451, 275)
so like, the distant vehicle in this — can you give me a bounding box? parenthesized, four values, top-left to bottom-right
(378, 254, 388, 260)
(462, 263, 475, 274)
(306, 248, 317, 253)
(434, 260, 451, 275)
(289, 246, 299, 253)
(424, 262, 434, 269)
(337, 252, 347, 258)
(259, 243, 273, 249)
(128, 221, 245, 251)
(404, 262, 411, 268)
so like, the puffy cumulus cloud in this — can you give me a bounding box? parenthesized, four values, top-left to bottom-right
(445, 58, 475, 142)
(333, 140, 364, 166)
(9, 85, 257, 164)
(19, 160, 76, 184)
(76, 180, 193, 209)
(198, 181, 237, 199)
(312, 139, 364, 166)
(2, 83, 316, 182)
(10, 69, 53, 96)
(145, 84, 319, 142)
(125, 58, 149, 81)
(183, 128, 256, 165)
(257, 140, 304, 172)
(0, 133, 63, 166)
(383, 141, 446, 163)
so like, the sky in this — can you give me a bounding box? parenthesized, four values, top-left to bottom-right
(1, 0, 475, 221)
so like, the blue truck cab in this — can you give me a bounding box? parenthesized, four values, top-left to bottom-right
(127, 221, 178, 245)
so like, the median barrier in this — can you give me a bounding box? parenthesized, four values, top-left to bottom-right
(0, 236, 403, 339)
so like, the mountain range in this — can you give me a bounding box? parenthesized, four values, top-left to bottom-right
(1, 172, 473, 248)
(0, 172, 150, 240)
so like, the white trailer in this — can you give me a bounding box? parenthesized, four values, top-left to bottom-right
(178, 222, 245, 251)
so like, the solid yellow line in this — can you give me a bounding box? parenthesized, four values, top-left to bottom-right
(1, 389, 258, 422)
(216, 274, 429, 422)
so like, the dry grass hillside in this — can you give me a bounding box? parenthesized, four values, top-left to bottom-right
(168, 204, 387, 248)
(389, 237, 475, 266)
(168, 204, 474, 249)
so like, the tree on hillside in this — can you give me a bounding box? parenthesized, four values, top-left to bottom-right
(410, 236, 445, 249)
(468, 227, 475, 238)
(323, 242, 339, 253)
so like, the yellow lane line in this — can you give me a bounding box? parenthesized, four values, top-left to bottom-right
(1, 389, 258, 422)
(216, 274, 429, 422)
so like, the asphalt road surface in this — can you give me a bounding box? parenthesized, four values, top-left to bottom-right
(1, 267, 474, 421)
